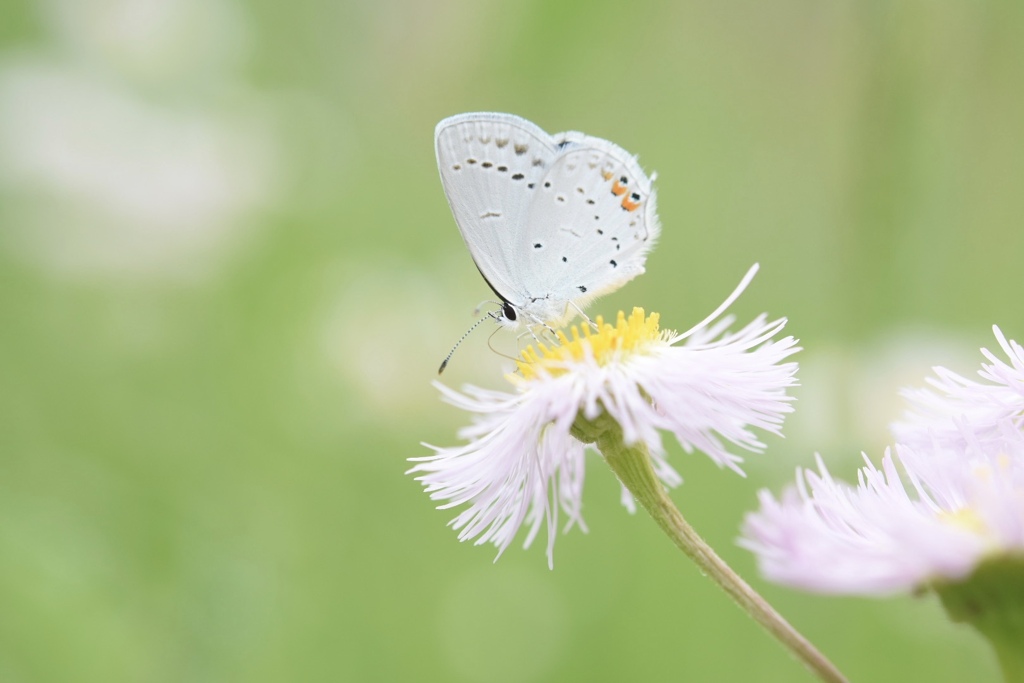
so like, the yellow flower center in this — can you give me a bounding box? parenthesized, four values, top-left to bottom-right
(514, 307, 668, 381)
(938, 507, 989, 536)
(935, 454, 1020, 541)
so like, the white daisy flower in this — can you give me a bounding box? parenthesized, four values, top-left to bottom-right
(741, 327, 1024, 595)
(410, 266, 800, 566)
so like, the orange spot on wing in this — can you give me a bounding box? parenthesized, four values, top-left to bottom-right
(621, 195, 641, 212)
(601, 170, 614, 181)
(611, 180, 627, 196)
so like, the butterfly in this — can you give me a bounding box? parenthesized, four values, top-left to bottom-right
(435, 112, 660, 368)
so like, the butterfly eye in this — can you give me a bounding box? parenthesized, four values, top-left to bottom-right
(502, 302, 517, 321)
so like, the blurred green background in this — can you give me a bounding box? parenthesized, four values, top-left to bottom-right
(1, 0, 1021, 681)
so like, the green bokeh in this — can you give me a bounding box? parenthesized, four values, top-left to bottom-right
(1, 0, 1020, 681)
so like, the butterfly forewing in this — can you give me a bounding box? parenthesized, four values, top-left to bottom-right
(435, 113, 558, 304)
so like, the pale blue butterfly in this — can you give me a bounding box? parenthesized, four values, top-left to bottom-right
(435, 112, 660, 370)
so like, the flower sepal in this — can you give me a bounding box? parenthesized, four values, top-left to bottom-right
(569, 410, 617, 446)
(934, 556, 1024, 682)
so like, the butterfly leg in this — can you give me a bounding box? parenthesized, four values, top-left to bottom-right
(521, 326, 544, 346)
(568, 300, 599, 330)
(520, 311, 560, 344)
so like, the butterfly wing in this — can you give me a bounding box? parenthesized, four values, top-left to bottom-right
(435, 113, 560, 305)
(517, 131, 660, 323)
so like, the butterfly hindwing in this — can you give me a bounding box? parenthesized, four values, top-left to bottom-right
(520, 132, 659, 316)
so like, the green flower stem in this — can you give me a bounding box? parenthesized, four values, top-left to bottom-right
(581, 419, 847, 683)
(935, 557, 1024, 683)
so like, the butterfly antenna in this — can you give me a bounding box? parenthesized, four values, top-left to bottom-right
(438, 313, 492, 374)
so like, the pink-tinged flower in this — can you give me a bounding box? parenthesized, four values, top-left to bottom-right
(741, 327, 1024, 595)
(410, 267, 800, 566)
(893, 326, 1024, 455)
